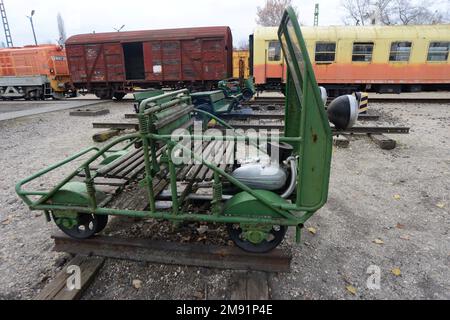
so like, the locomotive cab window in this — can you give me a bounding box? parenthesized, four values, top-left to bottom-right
(352, 42, 374, 62)
(315, 42, 336, 63)
(268, 41, 281, 61)
(427, 42, 450, 61)
(389, 42, 412, 62)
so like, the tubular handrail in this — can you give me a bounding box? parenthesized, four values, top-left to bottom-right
(139, 89, 189, 114)
(15, 146, 100, 206)
(16, 134, 140, 207)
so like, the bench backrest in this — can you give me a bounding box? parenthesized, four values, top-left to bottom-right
(278, 7, 332, 211)
(138, 89, 194, 136)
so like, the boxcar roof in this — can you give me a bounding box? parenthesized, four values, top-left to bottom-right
(66, 26, 232, 45)
(0, 44, 63, 52)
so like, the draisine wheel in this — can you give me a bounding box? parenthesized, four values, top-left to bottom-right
(241, 88, 253, 101)
(113, 92, 126, 101)
(52, 212, 108, 239)
(94, 214, 109, 233)
(226, 223, 287, 253)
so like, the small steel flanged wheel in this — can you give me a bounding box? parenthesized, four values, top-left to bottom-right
(113, 92, 126, 101)
(53, 213, 108, 239)
(242, 88, 253, 101)
(226, 223, 287, 253)
(94, 214, 109, 233)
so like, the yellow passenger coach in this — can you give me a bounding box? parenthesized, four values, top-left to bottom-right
(251, 24, 450, 94)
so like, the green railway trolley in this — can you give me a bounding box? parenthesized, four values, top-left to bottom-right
(16, 8, 333, 253)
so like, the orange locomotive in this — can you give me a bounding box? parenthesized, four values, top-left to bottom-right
(0, 44, 71, 99)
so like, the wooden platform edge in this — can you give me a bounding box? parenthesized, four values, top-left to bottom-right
(369, 133, 397, 150)
(230, 271, 270, 300)
(92, 129, 121, 142)
(34, 255, 105, 300)
(70, 109, 110, 117)
(333, 135, 349, 148)
(51, 232, 291, 273)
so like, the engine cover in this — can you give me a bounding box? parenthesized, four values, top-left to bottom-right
(231, 164, 287, 190)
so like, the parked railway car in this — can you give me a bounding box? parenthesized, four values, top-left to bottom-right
(251, 25, 450, 94)
(65, 27, 233, 100)
(0, 45, 71, 100)
(232, 49, 250, 78)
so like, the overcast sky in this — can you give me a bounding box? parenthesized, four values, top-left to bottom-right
(1, 0, 349, 47)
(1, 0, 448, 48)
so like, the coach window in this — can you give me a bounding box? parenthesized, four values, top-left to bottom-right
(315, 42, 336, 63)
(427, 42, 450, 61)
(268, 41, 281, 61)
(389, 42, 412, 62)
(352, 42, 374, 62)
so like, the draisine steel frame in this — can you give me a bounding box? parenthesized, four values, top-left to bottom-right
(16, 7, 332, 245)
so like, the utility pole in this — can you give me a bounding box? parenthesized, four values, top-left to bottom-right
(0, 0, 13, 47)
(27, 10, 37, 45)
(314, 3, 319, 26)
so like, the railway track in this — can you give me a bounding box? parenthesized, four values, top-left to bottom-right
(245, 96, 450, 105)
(35, 232, 290, 300)
(124, 112, 380, 121)
(65, 98, 134, 102)
(228, 123, 410, 134)
(220, 112, 380, 121)
(93, 121, 409, 135)
(8, 95, 449, 105)
(368, 97, 450, 104)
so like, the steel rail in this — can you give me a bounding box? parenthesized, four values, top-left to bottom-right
(227, 123, 410, 134)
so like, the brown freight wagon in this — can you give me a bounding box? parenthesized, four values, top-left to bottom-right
(65, 26, 233, 100)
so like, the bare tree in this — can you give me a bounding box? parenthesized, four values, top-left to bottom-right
(238, 39, 249, 50)
(372, 0, 396, 24)
(341, 0, 372, 25)
(342, 0, 448, 25)
(394, 0, 446, 24)
(256, 0, 297, 26)
(57, 13, 67, 45)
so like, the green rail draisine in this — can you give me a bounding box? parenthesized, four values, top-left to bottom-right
(16, 7, 332, 253)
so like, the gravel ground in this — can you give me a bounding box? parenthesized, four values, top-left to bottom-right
(0, 101, 134, 299)
(0, 98, 449, 300)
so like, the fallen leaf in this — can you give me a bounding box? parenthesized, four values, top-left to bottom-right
(181, 236, 191, 243)
(307, 227, 317, 235)
(436, 202, 446, 208)
(346, 285, 357, 295)
(197, 225, 208, 235)
(396, 223, 405, 229)
(391, 268, 401, 276)
(217, 249, 227, 257)
(373, 238, 384, 245)
(132, 279, 142, 289)
(400, 235, 410, 240)
(193, 291, 204, 299)
(1, 216, 11, 225)
(393, 194, 401, 200)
